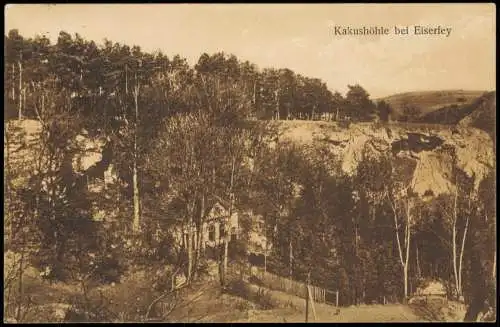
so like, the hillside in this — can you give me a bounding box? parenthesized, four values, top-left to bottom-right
(419, 91, 495, 127)
(457, 91, 496, 140)
(377, 90, 486, 120)
(0, 256, 446, 323)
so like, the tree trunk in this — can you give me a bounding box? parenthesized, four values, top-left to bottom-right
(264, 215, 267, 273)
(493, 249, 496, 280)
(132, 84, 141, 233)
(453, 217, 459, 298)
(11, 63, 15, 101)
(223, 224, 229, 286)
(222, 157, 236, 287)
(275, 81, 280, 120)
(18, 60, 22, 120)
(22, 87, 26, 115)
(125, 64, 128, 96)
(388, 189, 412, 303)
(452, 186, 461, 299)
(289, 239, 293, 279)
(187, 219, 193, 282)
(253, 79, 257, 106)
(16, 251, 24, 322)
(458, 216, 470, 298)
(403, 264, 408, 303)
(404, 199, 411, 302)
(4, 123, 12, 242)
(193, 226, 198, 278)
(194, 194, 205, 279)
(416, 243, 421, 278)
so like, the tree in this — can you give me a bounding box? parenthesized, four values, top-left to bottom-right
(332, 91, 346, 121)
(345, 84, 376, 122)
(253, 142, 303, 275)
(355, 152, 399, 304)
(376, 100, 393, 123)
(448, 168, 474, 300)
(462, 170, 496, 321)
(383, 155, 419, 302)
(385, 185, 418, 302)
(399, 103, 421, 122)
(259, 68, 280, 120)
(5, 29, 31, 120)
(291, 146, 355, 293)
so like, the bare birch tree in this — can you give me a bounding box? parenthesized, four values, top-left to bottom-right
(385, 184, 416, 302)
(131, 70, 141, 234)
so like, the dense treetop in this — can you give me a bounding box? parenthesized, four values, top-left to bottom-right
(4, 29, 384, 125)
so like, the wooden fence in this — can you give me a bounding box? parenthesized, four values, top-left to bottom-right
(251, 269, 327, 304)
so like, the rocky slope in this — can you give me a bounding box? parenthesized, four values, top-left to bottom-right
(458, 91, 496, 141)
(4, 119, 113, 222)
(273, 120, 495, 199)
(4, 119, 108, 183)
(5, 118, 495, 207)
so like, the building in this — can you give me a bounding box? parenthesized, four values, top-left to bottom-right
(201, 198, 240, 249)
(170, 195, 240, 253)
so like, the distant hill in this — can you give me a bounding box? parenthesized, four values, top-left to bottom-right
(377, 90, 487, 120)
(457, 91, 496, 141)
(417, 90, 494, 121)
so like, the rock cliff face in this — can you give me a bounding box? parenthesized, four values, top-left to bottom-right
(275, 120, 495, 198)
(4, 119, 113, 222)
(5, 119, 108, 187)
(6, 118, 495, 206)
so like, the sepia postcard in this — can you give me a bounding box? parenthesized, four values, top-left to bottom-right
(3, 3, 496, 323)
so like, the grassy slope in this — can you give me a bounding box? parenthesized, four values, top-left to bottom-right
(232, 283, 426, 322)
(162, 267, 467, 322)
(4, 251, 465, 323)
(377, 90, 486, 118)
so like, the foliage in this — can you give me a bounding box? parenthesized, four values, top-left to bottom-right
(376, 100, 393, 122)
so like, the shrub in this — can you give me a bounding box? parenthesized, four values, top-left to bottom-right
(371, 120, 383, 131)
(225, 278, 277, 310)
(253, 287, 277, 310)
(235, 299, 251, 312)
(91, 255, 124, 284)
(226, 279, 251, 299)
(64, 268, 179, 323)
(284, 299, 296, 310)
(248, 275, 264, 286)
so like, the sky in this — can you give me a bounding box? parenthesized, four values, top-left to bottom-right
(5, 3, 496, 98)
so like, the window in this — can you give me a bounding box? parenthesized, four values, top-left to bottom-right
(423, 189, 434, 197)
(219, 225, 226, 239)
(230, 227, 237, 242)
(208, 225, 215, 242)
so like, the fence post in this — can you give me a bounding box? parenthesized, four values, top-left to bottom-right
(336, 290, 339, 307)
(305, 272, 310, 323)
